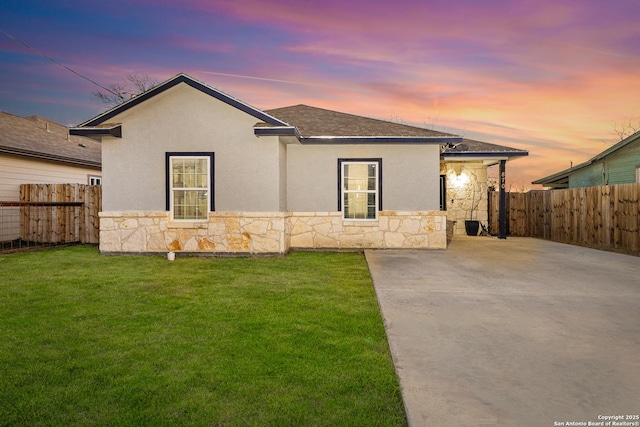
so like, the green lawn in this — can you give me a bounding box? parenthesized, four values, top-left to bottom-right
(0, 246, 407, 426)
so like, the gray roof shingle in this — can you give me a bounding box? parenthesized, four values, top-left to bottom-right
(265, 104, 454, 137)
(265, 104, 528, 156)
(445, 138, 528, 155)
(0, 112, 100, 168)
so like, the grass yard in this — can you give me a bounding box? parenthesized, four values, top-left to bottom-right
(0, 246, 407, 426)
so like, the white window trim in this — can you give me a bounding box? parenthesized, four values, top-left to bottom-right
(340, 159, 381, 221)
(168, 154, 211, 222)
(88, 175, 101, 185)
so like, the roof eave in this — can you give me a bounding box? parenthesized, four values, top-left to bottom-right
(535, 131, 640, 185)
(299, 136, 463, 145)
(0, 146, 101, 169)
(532, 160, 590, 185)
(592, 130, 640, 161)
(254, 126, 300, 138)
(442, 151, 528, 159)
(70, 125, 122, 138)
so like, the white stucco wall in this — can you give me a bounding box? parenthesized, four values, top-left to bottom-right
(278, 140, 287, 211)
(286, 144, 442, 212)
(100, 83, 283, 213)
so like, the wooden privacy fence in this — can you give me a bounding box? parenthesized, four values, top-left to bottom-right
(1, 184, 101, 246)
(488, 183, 640, 255)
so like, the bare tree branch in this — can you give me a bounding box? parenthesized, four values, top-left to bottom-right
(92, 74, 158, 107)
(92, 83, 127, 106)
(612, 118, 640, 141)
(126, 74, 158, 94)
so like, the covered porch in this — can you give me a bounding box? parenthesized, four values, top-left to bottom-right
(440, 138, 528, 237)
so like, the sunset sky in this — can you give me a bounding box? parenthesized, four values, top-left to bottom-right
(2, 0, 639, 189)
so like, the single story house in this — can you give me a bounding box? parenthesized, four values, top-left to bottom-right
(533, 131, 640, 189)
(0, 112, 101, 201)
(0, 112, 101, 241)
(72, 73, 527, 254)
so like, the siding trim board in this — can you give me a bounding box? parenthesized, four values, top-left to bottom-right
(0, 147, 101, 169)
(442, 151, 528, 158)
(69, 124, 122, 138)
(303, 136, 461, 145)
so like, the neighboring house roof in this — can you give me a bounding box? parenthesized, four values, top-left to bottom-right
(531, 162, 588, 188)
(532, 130, 640, 187)
(0, 112, 101, 168)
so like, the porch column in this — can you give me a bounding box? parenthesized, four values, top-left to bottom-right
(499, 160, 507, 239)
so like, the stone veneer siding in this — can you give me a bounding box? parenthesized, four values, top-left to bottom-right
(441, 161, 489, 235)
(289, 211, 446, 250)
(99, 210, 447, 254)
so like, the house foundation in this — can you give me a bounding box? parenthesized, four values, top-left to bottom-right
(99, 210, 447, 254)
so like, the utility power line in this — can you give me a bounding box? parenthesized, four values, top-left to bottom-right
(0, 27, 120, 97)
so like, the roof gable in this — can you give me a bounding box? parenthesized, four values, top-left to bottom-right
(79, 73, 288, 127)
(533, 131, 640, 185)
(592, 130, 640, 161)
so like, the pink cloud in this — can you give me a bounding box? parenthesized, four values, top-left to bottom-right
(6, 0, 640, 189)
(166, 37, 234, 55)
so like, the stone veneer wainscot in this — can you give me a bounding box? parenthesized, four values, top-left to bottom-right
(99, 211, 447, 254)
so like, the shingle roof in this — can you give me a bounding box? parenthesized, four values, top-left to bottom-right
(265, 104, 528, 157)
(0, 112, 101, 168)
(444, 137, 529, 156)
(265, 104, 454, 137)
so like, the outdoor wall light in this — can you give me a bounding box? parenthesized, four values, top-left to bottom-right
(450, 170, 469, 189)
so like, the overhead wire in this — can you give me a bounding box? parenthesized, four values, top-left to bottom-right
(0, 27, 121, 98)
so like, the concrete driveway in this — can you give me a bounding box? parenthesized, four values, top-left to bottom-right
(366, 237, 640, 427)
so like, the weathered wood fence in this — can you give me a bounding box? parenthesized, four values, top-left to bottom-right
(488, 183, 640, 255)
(18, 184, 101, 244)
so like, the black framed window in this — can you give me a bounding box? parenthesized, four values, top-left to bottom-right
(166, 152, 214, 220)
(338, 158, 382, 220)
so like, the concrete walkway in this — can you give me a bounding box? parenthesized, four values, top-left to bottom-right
(366, 237, 640, 427)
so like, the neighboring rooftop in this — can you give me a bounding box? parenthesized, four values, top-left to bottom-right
(533, 130, 640, 188)
(0, 112, 100, 168)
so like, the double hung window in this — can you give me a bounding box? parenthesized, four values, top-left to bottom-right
(339, 159, 381, 220)
(166, 153, 214, 221)
(88, 175, 101, 185)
